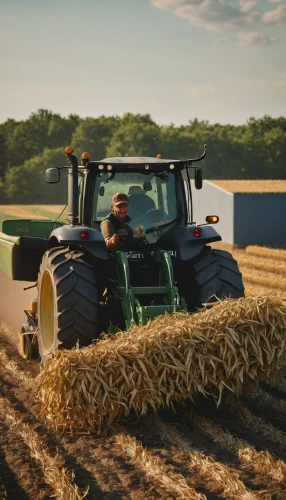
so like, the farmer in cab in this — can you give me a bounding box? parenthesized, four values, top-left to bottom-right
(101, 193, 134, 251)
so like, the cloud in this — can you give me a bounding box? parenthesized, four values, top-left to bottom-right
(184, 85, 216, 96)
(246, 79, 269, 88)
(151, 0, 256, 31)
(239, 1, 257, 14)
(262, 4, 286, 25)
(236, 31, 276, 46)
(246, 79, 286, 88)
(274, 80, 286, 87)
(150, 0, 286, 31)
(213, 35, 229, 44)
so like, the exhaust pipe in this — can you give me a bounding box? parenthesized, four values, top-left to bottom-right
(65, 147, 79, 226)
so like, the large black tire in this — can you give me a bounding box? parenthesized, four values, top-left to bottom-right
(184, 247, 244, 311)
(37, 247, 99, 364)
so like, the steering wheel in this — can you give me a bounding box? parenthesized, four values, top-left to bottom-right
(145, 208, 166, 221)
(130, 209, 166, 229)
(145, 208, 164, 216)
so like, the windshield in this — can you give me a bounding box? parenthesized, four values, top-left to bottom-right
(90, 171, 182, 241)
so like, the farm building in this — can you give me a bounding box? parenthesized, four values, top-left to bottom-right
(190, 180, 286, 246)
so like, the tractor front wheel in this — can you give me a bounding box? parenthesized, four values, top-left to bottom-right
(37, 247, 99, 365)
(183, 247, 245, 311)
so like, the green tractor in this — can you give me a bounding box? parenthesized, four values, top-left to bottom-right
(0, 146, 244, 364)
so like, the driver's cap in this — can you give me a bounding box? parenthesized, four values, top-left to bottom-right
(112, 192, 129, 206)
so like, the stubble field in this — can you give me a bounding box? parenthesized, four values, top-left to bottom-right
(0, 205, 285, 499)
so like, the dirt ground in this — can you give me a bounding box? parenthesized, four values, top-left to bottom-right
(0, 247, 286, 499)
(0, 236, 286, 500)
(0, 270, 36, 330)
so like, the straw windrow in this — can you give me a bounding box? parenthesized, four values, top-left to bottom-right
(116, 432, 204, 500)
(189, 411, 286, 484)
(37, 296, 286, 432)
(147, 414, 255, 499)
(0, 396, 87, 499)
(245, 246, 286, 262)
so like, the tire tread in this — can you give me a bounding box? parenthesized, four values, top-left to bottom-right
(38, 247, 99, 363)
(187, 247, 244, 309)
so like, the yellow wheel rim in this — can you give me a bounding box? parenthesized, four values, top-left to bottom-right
(40, 270, 55, 354)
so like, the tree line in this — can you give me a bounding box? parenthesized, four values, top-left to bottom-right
(0, 109, 285, 204)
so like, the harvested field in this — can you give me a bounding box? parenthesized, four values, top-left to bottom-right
(211, 242, 286, 304)
(0, 231, 286, 498)
(1, 321, 286, 499)
(0, 205, 66, 227)
(245, 246, 286, 262)
(0, 205, 65, 219)
(210, 179, 286, 193)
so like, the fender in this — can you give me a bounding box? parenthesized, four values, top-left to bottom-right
(158, 225, 221, 261)
(48, 226, 108, 260)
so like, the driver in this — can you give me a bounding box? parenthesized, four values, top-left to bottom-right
(101, 193, 134, 251)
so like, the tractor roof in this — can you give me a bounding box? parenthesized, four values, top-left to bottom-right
(85, 156, 186, 172)
(101, 156, 179, 164)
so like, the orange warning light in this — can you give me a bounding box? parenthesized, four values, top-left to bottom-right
(81, 152, 90, 159)
(206, 215, 219, 224)
(65, 146, 74, 155)
(157, 154, 162, 159)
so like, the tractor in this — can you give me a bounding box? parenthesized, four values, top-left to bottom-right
(0, 145, 244, 364)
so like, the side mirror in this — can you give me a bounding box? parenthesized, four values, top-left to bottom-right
(99, 186, 105, 197)
(194, 167, 203, 190)
(45, 168, 60, 183)
(143, 181, 152, 192)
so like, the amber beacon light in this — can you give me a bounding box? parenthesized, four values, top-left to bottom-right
(81, 152, 90, 160)
(65, 146, 74, 155)
(206, 215, 219, 224)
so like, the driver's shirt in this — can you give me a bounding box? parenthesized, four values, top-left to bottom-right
(101, 212, 134, 248)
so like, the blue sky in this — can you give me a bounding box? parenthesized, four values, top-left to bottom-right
(0, 0, 285, 125)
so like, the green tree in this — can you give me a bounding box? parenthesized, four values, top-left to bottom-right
(47, 114, 81, 150)
(106, 113, 160, 157)
(201, 126, 248, 179)
(4, 148, 68, 204)
(6, 109, 55, 166)
(0, 131, 7, 179)
(234, 116, 286, 179)
(247, 115, 286, 135)
(0, 178, 8, 203)
(262, 127, 286, 179)
(72, 116, 120, 160)
(1, 112, 285, 204)
(0, 119, 19, 177)
(157, 124, 200, 160)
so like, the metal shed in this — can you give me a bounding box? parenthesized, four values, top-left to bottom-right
(190, 180, 286, 246)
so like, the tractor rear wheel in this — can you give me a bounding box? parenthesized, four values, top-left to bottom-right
(185, 247, 244, 311)
(37, 247, 99, 364)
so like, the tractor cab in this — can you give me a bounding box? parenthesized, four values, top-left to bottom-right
(83, 157, 187, 244)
